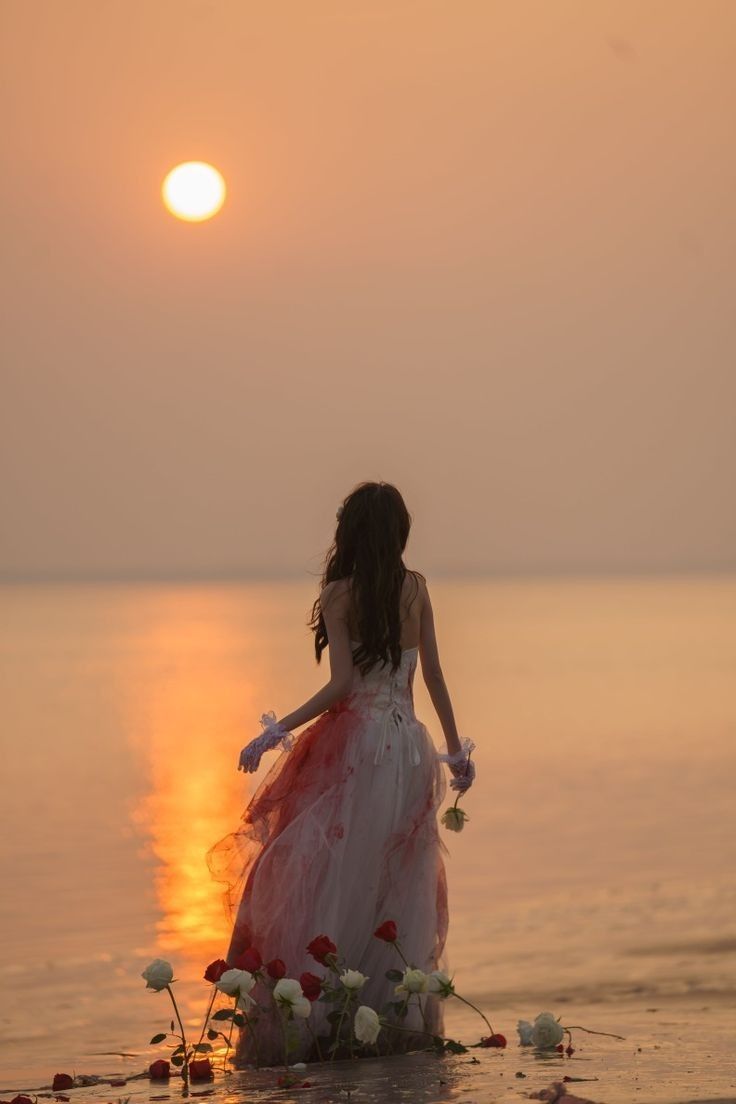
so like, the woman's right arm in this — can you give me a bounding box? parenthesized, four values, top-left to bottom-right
(417, 578, 462, 758)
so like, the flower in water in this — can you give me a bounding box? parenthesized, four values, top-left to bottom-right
(149, 1059, 170, 1079)
(215, 967, 255, 998)
(188, 1058, 213, 1081)
(141, 959, 174, 991)
(274, 977, 312, 1019)
(354, 1005, 381, 1044)
(531, 1012, 565, 1049)
(203, 958, 229, 983)
(427, 970, 455, 998)
(340, 969, 368, 991)
(395, 967, 428, 995)
(52, 1075, 74, 1091)
(373, 920, 398, 942)
(307, 934, 337, 965)
(480, 1033, 507, 1048)
(441, 806, 469, 832)
(517, 1019, 535, 1046)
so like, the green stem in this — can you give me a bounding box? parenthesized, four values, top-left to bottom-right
(277, 1005, 290, 1071)
(563, 1025, 626, 1041)
(452, 991, 494, 1036)
(331, 990, 352, 1063)
(305, 1016, 324, 1063)
(222, 995, 239, 1074)
(243, 1011, 262, 1067)
(165, 985, 190, 1095)
(193, 987, 216, 1055)
(392, 940, 412, 969)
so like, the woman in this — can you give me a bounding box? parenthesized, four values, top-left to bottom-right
(206, 481, 475, 1066)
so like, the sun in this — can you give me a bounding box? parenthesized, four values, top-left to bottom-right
(162, 161, 226, 222)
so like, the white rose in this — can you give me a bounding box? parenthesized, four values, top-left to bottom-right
(395, 968, 428, 995)
(517, 1019, 534, 1046)
(273, 977, 312, 1019)
(340, 969, 368, 991)
(531, 1011, 564, 1049)
(441, 806, 468, 832)
(141, 959, 174, 991)
(273, 977, 303, 1004)
(427, 970, 454, 998)
(291, 995, 312, 1019)
(354, 1005, 381, 1044)
(216, 968, 254, 997)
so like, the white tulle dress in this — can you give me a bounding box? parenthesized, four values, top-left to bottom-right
(206, 639, 450, 1066)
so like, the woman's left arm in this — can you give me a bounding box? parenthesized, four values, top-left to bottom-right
(272, 580, 355, 732)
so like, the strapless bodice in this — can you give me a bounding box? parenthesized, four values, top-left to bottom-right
(344, 639, 420, 766)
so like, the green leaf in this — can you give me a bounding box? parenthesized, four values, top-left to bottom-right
(444, 1039, 468, 1054)
(206, 1029, 219, 1040)
(385, 969, 403, 982)
(326, 1009, 343, 1025)
(171, 1045, 185, 1056)
(232, 1013, 245, 1028)
(170, 1055, 185, 1067)
(149, 1033, 167, 1045)
(193, 1043, 213, 1053)
(212, 1008, 234, 1021)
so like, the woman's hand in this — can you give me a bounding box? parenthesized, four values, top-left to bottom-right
(438, 737, 476, 794)
(238, 712, 295, 773)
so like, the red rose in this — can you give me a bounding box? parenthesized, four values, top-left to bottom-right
(149, 1059, 170, 1079)
(373, 920, 398, 942)
(233, 946, 262, 972)
(188, 1058, 213, 1080)
(555, 1043, 565, 1053)
(480, 1033, 507, 1048)
(203, 958, 229, 983)
(306, 935, 337, 965)
(52, 1075, 74, 1092)
(12, 1096, 34, 1104)
(300, 971, 323, 1001)
(266, 957, 287, 979)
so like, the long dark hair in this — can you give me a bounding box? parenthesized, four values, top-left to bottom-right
(308, 481, 424, 676)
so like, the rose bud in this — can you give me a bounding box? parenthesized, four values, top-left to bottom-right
(233, 946, 262, 972)
(266, 957, 287, 979)
(306, 935, 337, 965)
(12, 1096, 34, 1104)
(203, 958, 229, 983)
(149, 1059, 170, 1079)
(52, 1075, 74, 1092)
(373, 920, 398, 942)
(300, 971, 323, 1001)
(480, 1033, 507, 1048)
(566, 1044, 575, 1056)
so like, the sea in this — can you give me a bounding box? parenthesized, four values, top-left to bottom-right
(1, 576, 735, 1103)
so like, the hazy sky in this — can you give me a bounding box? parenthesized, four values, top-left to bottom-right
(2, 0, 734, 580)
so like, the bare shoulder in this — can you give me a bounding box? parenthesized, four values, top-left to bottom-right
(405, 568, 428, 603)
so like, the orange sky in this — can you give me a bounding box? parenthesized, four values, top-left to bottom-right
(1, 0, 734, 579)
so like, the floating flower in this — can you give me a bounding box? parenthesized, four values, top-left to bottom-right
(188, 1057, 213, 1080)
(441, 806, 469, 832)
(300, 971, 323, 1001)
(233, 946, 262, 972)
(266, 958, 287, 979)
(427, 970, 455, 998)
(373, 920, 398, 942)
(149, 1059, 170, 1079)
(354, 1005, 381, 1044)
(203, 958, 229, 983)
(517, 1018, 535, 1045)
(395, 967, 428, 995)
(141, 959, 174, 991)
(274, 977, 312, 1018)
(531, 1012, 565, 1049)
(52, 1075, 74, 1091)
(340, 969, 368, 991)
(306, 934, 337, 965)
(480, 1033, 507, 1048)
(215, 967, 255, 998)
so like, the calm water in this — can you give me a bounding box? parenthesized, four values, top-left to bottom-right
(1, 576, 735, 1102)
